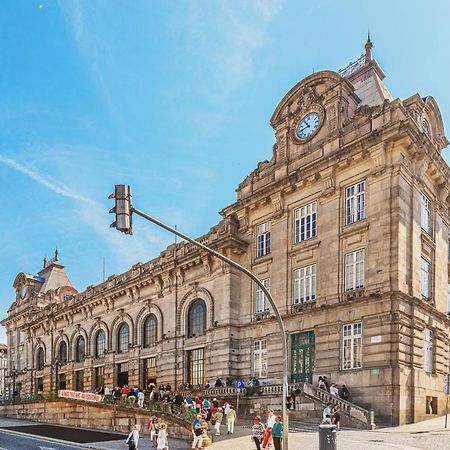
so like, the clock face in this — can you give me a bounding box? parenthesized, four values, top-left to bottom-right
(296, 112, 321, 140)
(20, 286, 27, 299)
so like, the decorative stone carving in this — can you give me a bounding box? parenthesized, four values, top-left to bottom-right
(320, 167, 335, 196)
(369, 142, 385, 173)
(271, 192, 284, 218)
(236, 208, 249, 233)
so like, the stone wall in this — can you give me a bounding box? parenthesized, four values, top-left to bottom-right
(0, 399, 191, 439)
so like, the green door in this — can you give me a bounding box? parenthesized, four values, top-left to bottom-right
(291, 331, 315, 383)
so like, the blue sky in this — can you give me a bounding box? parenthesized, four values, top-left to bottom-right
(1, 0, 449, 342)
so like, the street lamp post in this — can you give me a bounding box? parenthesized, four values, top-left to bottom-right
(108, 185, 290, 449)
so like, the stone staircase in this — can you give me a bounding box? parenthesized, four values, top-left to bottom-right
(187, 382, 374, 430)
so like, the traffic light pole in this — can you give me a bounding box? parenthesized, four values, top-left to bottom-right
(131, 206, 290, 450)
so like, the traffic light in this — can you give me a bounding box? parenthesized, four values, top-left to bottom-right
(109, 185, 133, 234)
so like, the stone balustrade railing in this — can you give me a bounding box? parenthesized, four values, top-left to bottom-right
(302, 382, 374, 428)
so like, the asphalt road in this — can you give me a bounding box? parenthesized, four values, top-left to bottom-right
(0, 429, 91, 450)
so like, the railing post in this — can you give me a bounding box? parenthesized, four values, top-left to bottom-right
(370, 410, 375, 430)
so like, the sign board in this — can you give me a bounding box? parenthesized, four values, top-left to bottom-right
(236, 379, 244, 390)
(59, 389, 104, 403)
(371, 335, 382, 344)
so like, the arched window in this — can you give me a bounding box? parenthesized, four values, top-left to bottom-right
(36, 347, 45, 371)
(76, 336, 85, 362)
(118, 323, 129, 353)
(95, 330, 106, 358)
(143, 314, 158, 347)
(188, 299, 206, 338)
(58, 341, 67, 365)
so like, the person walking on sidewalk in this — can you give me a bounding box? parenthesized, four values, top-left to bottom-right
(157, 422, 168, 450)
(192, 414, 204, 450)
(227, 406, 237, 434)
(271, 416, 283, 450)
(262, 409, 276, 449)
(212, 407, 223, 436)
(251, 416, 266, 450)
(125, 424, 140, 450)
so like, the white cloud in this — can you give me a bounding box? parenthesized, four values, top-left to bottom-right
(0, 154, 168, 271)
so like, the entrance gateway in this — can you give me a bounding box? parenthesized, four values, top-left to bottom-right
(291, 331, 314, 383)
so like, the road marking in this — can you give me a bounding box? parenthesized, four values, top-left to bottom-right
(40, 447, 56, 450)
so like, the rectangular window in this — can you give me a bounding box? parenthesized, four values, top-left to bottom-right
(188, 348, 204, 388)
(144, 357, 157, 388)
(294, 202, 317, 243)
(94, 366, 104, 389)
(421, 194, 432, 235)
(256, 222, 271, 257)
(74, 370, 84, 392)
(345, 181, 366, 225)
(255, 278, 270, 313)
(342, 322, 363, 370)
(58, 373, 66, 390)
(293, 264, 316, 303)
(253, 340, 267, 379)
(424, 329, 433, 373)
(344, 249, 365, 292)
(421, 258, 431, 299)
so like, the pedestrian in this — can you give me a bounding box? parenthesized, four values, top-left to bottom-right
(212, 407, 223, 435)
(125, 424, 140, 450)
(271, 416, 283, 450)
(192, 414, 204, 449)
(148, 416, 159, 447)
(330, 383, 339, 397)
(227, 406, 236, 434)
(318, 376, 327, 391)
(332, 406, 341, 431)
(137, 389, 145, 408)
(262, 409, 275, 449)
(157, 422, 168, 450)
(251, 415, 265, 450)
(223, 401, 231, 417)
(340, 384, 350, 401)
(322, 403, 332, 424)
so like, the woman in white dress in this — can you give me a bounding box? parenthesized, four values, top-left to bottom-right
(157, 422, 168, 450)
(125, 424, 140, 450)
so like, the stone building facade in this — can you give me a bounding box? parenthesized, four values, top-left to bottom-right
(2, 40, 450, 425)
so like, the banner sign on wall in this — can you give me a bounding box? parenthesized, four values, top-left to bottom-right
(58, 390, 104, 403)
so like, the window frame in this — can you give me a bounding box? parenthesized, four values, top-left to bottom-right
(293, 202, 317, 244)
(344, 249, 365, 292)
(256, 221, 271, 258)
(95, 330, 106, 358)
(117, 323, 130, 354)
(143, 314, 158, 348)
(341, 322, 363, 370)
(187, 348, 205, 388)
(188, 299, 206, 338)
(424, 328, 434, 373)
(76, 336, 86, 363)
(421, 193, 432, 235)
(421, 257, 431, 300)
(36, 347, 45, 371)
(253, 340, 268, 379)
(293, 264, 317, 304)
(345, 181, 366, 226)
(58, 341, 68, 366)
(255, 278, 271, 313)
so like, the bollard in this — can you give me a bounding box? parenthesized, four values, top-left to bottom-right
(319, 424, 337, 450)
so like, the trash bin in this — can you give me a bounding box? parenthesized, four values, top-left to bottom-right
(319, 424, 337, 450)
